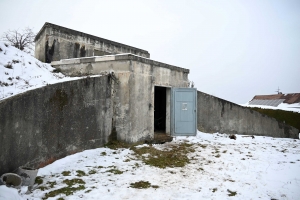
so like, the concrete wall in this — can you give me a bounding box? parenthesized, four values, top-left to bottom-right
(0, 76, 112, 175)
(35, 22, 150, 63)
(197, 91, 299, 139)
(52, 54, 190, 143)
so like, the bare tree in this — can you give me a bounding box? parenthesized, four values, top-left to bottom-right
(1, 27, 35, 54)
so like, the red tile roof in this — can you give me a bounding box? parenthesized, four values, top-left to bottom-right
(252, 93, 300, 104)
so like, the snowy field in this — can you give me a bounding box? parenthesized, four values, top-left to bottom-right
(1, 131, 299, 200)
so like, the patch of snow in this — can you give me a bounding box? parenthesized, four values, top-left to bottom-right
(0, 185, 22, 200)
(15, 131, 300, 200)
(0, 42, 82, 101)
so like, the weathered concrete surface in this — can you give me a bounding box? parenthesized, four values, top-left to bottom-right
(52, 54, 190, 143)
(197, 91, 299, 139)
(0, 76, 112, 175)
(35, 22, 150, 63)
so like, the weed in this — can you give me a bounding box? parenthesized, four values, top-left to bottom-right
(225, 179, 235, 182)
(105, 140, 143, 150)
(227, 189, 237, 196)
(35, 176, 43, 185)
(58, 198, 64, 200)
(199, 144, 207, 148)
(101, 152, 107, 156)
(76, 170, 86, 177)
(222, 150, 227, 153)
(124, 159, 131, 162)
(215, 154, 221, 158)
(12, 59, 20, 64)
(63, 178, 85, 186)
(130, 181, 158, 189)
(38, 186, 48, 191)
(105, 140, 131, 150)
(61, 171, 71, 176)
(212, 188, 218, 193)
(89, 169, 97, 175)
(4, 63, 13, 69)
(134, 163, 140, 168)
(97, 166, 104, 169)
(47, 181, 56, 188)
(106, 169, 123, 175)
(85, 189, 92, 193)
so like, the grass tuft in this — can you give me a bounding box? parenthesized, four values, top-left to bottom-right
(227, 189, 237, 196)
(76, 170, 86, 177)
(35, 176, 43, 185)
(61, 171, 71, 176)
(130, 181, 159, 189)
(106, 169, 123, 175)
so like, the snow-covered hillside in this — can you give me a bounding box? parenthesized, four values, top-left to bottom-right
(0, 42, 79, 100)
(1, 131, 299, 200)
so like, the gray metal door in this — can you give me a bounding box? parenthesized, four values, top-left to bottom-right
(171, 88, 197, 136)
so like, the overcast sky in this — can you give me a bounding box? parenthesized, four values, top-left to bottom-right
(0, 0, 299, 104)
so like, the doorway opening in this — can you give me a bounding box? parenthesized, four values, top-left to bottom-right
(153, 86, 172, 143)
(154, 86, 166, 132)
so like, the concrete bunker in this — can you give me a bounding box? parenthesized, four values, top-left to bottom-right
(51, 54, 193, 143)
(35, 22, 196, 144)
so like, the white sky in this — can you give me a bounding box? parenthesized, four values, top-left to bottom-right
(0, 0, 299, 104)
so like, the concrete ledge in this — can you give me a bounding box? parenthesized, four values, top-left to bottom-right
(52, 54, 189, 73)
(80, 57, 95, 63)
(61, 59, 81, 65)
(95, 56, 115, 62)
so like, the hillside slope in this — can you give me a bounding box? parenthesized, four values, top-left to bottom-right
(0, 42, 79, 101)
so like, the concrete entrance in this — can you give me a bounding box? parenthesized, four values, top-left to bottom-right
(154, 86, 172, 143)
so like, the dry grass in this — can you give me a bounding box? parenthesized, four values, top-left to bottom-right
(131, 142, 195, 168)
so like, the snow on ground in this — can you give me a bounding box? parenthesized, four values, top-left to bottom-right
(0, 42, 81, 101)
(242, 102, 300, 113)
(1, 131, 297, 200)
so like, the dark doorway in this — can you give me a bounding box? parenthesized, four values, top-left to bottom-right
(154, 86, 166, 132)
